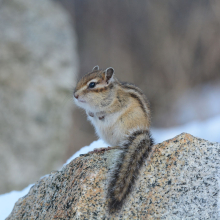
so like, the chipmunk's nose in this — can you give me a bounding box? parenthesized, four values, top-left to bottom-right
(74, 93, 79, 99)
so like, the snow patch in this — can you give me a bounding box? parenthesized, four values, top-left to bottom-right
(0, 184, 33, 220)
(152, 115, 220, 144)
(64, 139, 108, 166)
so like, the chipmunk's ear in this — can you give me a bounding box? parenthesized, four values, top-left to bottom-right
(105, 67, 114, 84)
(92, 65, 99, 72)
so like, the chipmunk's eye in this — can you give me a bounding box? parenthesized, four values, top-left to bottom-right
(88, 82, 96, 88)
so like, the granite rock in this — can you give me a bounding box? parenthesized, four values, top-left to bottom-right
(0, 0, 78, 193)
(7, 133, 220, 219)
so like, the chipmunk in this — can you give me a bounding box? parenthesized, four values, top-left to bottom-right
(74, 66, 154, 214)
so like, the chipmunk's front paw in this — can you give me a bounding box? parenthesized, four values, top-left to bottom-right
(89, 147, 109, 154)
(88, 146, 120, 154)
(88, 112, 94, 117)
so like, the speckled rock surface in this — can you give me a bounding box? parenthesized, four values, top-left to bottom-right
(7, 133, 220, 219)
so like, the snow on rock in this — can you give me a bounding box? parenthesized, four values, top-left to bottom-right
(1, 115, 220, 219)
(64, 139, 107, 166)
(152, 114, 220, 144)
(0, 140, 107, 220)
(0, 185, 33, 220)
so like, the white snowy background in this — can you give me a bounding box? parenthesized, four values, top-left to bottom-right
(1, 114, 220, 219)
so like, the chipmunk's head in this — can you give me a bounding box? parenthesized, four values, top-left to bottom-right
(74, 66, 116, 111)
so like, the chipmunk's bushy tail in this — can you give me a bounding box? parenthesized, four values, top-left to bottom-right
(107, 130, 154, 214)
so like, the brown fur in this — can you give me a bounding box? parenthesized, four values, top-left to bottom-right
(74, 67, 153, 214)
(74, 70, 105, 92)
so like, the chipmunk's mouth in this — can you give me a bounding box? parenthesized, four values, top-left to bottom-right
(73, 95, 86, 104)
(76, 98, 86, 103)
(79, 100, 86, 103)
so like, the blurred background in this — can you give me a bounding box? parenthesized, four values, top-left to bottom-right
(0, 0, 220, 194)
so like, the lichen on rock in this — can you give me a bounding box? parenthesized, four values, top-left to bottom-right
(7, 133, 220, 219)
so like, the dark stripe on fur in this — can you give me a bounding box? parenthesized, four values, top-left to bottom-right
(75, 70, 104, 90)
(121, 83, 144, 96)
(121, 83, 150, 110)
(129, 93, 148, 118)
(108, 130, 146, 186)
(126, 130, 147, 147)
(120, 83, 149, 105)
(88, 83, 114, 93)
(107, 131, 154, 214)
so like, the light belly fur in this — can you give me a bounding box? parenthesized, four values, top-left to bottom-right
(88, 112, 125, 146)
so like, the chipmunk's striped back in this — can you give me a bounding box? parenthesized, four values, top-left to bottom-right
(74, 66, 154, 214)
(120, 82, 151, 126)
